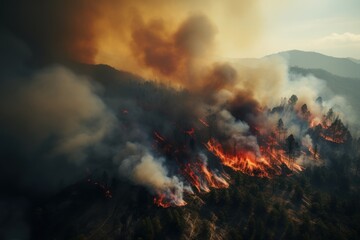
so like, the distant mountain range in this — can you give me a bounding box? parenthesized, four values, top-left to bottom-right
(264, 50, 360, 120)
(268, 50, 360, 79)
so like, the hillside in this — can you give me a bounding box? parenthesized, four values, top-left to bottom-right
(269, 50, 360, 79)
(289, 66, 360, 118)
(31, 163, 360, 240)
(20, 63, 360, 240)
(2, 60, 360, 240)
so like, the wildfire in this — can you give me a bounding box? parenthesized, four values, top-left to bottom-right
(309, 117, 323, 128)
(320, 133, 346, 144)
(206, 139, 272, 178)
(205, 138, 304, 178)
(153, 191, 187, 208)
(154, 194, 172, 208)
(182, 159, 229, 193)
(152, 129, 230, 207)
(264, 147, 303, 173)
(150, 95, 351, 208)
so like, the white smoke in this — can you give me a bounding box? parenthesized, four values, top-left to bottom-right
(115, 142, 190, 205)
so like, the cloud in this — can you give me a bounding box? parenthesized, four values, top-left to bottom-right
(317, 32, 360, 45)
(300, 32, 360, 58)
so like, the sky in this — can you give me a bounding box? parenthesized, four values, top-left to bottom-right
(92, 0, 360, 66)
(250, 0, 360, 58)
(1, 0, 359, 69)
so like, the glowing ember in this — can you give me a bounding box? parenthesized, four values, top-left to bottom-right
(87, 179, 113, 199)
(154, 131, 166, 142)
(185, 128, 195, 137)
(154, 194, 172, 208)
(320, 133, 345, 144)
(198, 118, 209, 127)
(154, 192, 187, 208)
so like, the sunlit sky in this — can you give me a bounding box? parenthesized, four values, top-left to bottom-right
(244, 0, 360, 58)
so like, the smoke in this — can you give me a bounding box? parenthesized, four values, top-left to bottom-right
(1, 0, 265, 70)
(0, 66, 114, 162)
(93, 0, 265, 74)
(115, 142, 190, 205)
(0, 0, 100, 63)
(215, 110, 261, 157)
(130, 14, 216, 82)
(0, 22, 356, 208)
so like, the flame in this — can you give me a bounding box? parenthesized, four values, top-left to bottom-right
(154, 194, 172, 208)
(206, 139, 272, 177)
(320, 133, 345, 144)
(205, 138, 303, 178)
(182, 159, 229, 193)
(153, 190, 187, 208)
(264, 146, 303, 173)
(309, 117, 323, 128)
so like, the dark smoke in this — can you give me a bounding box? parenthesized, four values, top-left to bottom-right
(0, 0, 99, 63)
(130, 13, 217, 86)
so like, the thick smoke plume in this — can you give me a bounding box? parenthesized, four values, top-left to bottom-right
(0, 66, 114, 162)
(1, 0, 264, 68)
(116, 142, 189, 206)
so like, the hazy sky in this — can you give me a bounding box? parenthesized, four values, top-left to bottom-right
(249, 0, 360, 58)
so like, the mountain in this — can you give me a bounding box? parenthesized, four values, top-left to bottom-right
(289, 66, 360, 118)
(349, 58, 360, 65)
(3, 56, 360, 240)
(269, 50, 360, 79)
(25, 63, 360, 240)
(263, 50, 360, 121)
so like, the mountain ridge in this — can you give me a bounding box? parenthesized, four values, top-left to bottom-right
(267, 50, 360, 79)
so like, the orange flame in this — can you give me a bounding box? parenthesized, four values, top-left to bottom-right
(205, 138, 303, 178)
(320, 133, 345, 144)
(182, 159, 229, 193)
(154, 194, 172, 208)
(153, 192, 187, 208)
(205, 139, 272, 177)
